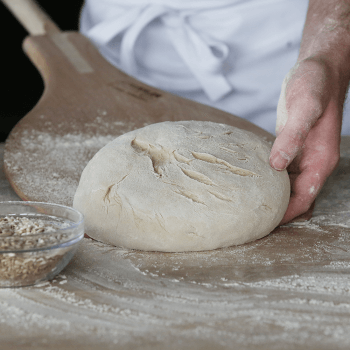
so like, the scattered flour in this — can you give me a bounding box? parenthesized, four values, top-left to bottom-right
(1, 127, 350, 349)
(5, 131, 119, 205)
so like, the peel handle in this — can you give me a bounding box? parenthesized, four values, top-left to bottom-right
(1, 0, 60, 35)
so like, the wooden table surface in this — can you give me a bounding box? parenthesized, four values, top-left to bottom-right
(1, 139, 350, 350)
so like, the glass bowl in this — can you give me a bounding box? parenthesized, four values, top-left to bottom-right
(0, 201, 84, 288)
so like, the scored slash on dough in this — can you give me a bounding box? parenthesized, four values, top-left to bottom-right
(219, 146, 249, 161)
(180, 167, 216, 186)
(207, 190, 232, 202)
(191, 152, 258, 177)
(131, 136, 259, 180)
(174, 189, 207, 205)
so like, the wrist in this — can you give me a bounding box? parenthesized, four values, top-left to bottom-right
(298, 0, 350, 81)
(298, 34, 350, 79)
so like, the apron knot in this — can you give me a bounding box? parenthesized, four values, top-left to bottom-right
(87, 4, 232, 101)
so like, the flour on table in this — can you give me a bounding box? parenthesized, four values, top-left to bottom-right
(4, 131, 117, 205)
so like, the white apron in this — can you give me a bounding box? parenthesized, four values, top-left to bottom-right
(80, 0, 350, 135)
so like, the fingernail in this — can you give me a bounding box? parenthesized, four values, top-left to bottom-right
(270, 153, 288, 170)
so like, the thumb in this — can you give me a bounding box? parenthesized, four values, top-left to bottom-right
(270, 97, 324, 170)
(275, 67, 296, 135)
(270, 68, 331, 170)
(271, 67, 302, 170)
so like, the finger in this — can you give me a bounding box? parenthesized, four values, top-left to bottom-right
(291, 200, 316, 222)
(279, 168, 323, 225)
(271, 59, 333, 170)
(280, 129, 340, 225)
(270, 92, 326, 171)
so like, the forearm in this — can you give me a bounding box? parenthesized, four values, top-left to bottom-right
(299, 0, 350, 80)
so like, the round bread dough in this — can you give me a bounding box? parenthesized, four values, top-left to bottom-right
(73, 121, 290, 252)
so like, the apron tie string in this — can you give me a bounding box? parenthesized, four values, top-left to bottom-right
(87, 4, 232, 101)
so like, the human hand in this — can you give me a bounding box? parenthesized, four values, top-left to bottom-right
(269, 57, 346, 225)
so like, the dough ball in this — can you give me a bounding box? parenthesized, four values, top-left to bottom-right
(73, 121, 290, 252)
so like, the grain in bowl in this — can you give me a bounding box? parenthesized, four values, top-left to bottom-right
(0, 201, 84, 287)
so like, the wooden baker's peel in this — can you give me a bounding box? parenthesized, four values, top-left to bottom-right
(2, 0, 274, 206)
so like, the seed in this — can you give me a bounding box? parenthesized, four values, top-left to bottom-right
(0, 216, 72, 287)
